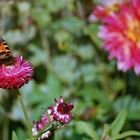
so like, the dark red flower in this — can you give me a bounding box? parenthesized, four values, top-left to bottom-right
(49, 96, 74, 124)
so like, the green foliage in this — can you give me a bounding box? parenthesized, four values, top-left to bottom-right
(12, 132, 18, 140)
(75, 121, 99, 140)
(111, 109, 127, 137)
(0, 0, 140, 140)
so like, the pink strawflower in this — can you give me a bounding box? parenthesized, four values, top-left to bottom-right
(0, 56, 33, 89)
(98, 0, 140, 74)
(49, 96, 74, 124)
(89, 0, 129, 22)
(32, 113, 51, 140)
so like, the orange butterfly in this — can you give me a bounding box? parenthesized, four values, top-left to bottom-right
(0, 38, 14, 65)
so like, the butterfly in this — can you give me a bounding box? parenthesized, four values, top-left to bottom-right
(0, 38, 14, 65)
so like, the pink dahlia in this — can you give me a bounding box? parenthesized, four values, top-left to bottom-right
(98, 0, 140, 74)
(89, 0, 129, 22)
(49, 96, 74, 124)
(0, 56, 33, 89)
(32, 113, 51, 140)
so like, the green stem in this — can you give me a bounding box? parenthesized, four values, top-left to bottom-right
(2, 118, 9, 140)
(17, 92, 33, 140)
(34, 122, 60, 139)
(34, 123, 52, 139)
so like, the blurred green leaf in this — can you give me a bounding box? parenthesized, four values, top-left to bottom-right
(112, 131, 140, 140)
(75, 44, 94, 61)
(28, 44, 48, 66)
(114, 95, 140, 120)
(52, 17, 84, 36)
(84, 24, 102, 47)
(111, 109, 127, 137)
(17, 1, 31, 13)
(52, 55, 77, 83)
(54, 30, 74, 48)
(77, 85, 111, 108)
(12, 131, 19, 140)
(75, 121, 99, 140)
(111, 79, 125, 93)
(79, 64, 96, 82)
(47, 73, 62, 99)
(31, 8, 51, 27)
(4, 30, 26, 45)
(16, 128, 28, 140)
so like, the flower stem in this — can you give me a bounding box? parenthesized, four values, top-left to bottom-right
(17, 90, 33, 140)
(34, 123, 52, 139)
(34, 121, 60, 139)
(2, 118, 9, 140)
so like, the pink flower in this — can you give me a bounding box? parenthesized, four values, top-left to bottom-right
(32, 97, 74, 139)
(49, 96, 74, 124)
(89, 0, 129, 22)
(32, 113, 51, 140)
(98, 0, 140, 74)
(0, 56, 33, 89)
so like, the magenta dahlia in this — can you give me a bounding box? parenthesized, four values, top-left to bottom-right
(48, 96, 74, 124)
(32, 113, 51, 140)
(89, 0, 130, 22)
(0, 56, 33, 89)
(98, 0, 140, 74)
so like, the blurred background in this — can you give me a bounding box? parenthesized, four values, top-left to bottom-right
(0, 0, 140, 140)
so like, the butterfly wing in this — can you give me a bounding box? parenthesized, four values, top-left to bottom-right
(0, 38, 14, 65)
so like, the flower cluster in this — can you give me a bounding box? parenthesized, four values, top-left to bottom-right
(90, 0, 140, 74)
(32, 96, 74, 140)
(32, 113, 52, 140)
(0, 56, 33, 89)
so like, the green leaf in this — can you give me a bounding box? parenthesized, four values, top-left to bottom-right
(75, 121, 99, 140)
(111, 109, 127, 137)
(52, 55, 77, 83)
(28, 44, 48, 66)
(75, 44, 94, 61)
(12, 131, 19, 140)
(47, 73, 62, 99)
(84, 24, 102, 47)
(112, 131, 140, 140)
(114, 95, 140, 120)
(52, 16, 84, 36)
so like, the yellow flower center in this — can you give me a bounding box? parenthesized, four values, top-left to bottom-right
(106, 3, 120, 14)
(125, 19, 140, 42)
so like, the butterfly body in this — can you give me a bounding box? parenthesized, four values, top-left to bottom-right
(0, 38, 14, 65)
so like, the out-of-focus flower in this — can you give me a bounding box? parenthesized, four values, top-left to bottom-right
(49, 96, 74, 124)
(98, 0, 140, 74)
(0, 56, 33, 89)
(32, 113, 51, 140)
(89, 0, 129, 22)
